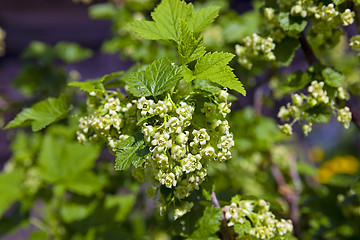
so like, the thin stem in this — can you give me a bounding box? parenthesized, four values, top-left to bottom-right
(270, 163, 302, 240)
(211, 191, 221, 209)
(211, 191, 234, 240)
(299, 32, 318, 65)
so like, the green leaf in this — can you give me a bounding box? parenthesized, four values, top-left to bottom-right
(273, 37, 300, 66)
(297, 161, 317, 177)
(185, 52, 245, 95)
(193, 79, 222, 94)
(282, 70, 310, 93)
(128, 0, 219, 43)
(0, 171, 25, 216)
(126, 57, 182, 97)
(189, 206, 222, 239)
(60, 201, 97, 223)
(305, 103, 331, 123)
(37, 134, 102, 195)
(278, 12, 307, 34)
(178, 20, 206, 64)
(4, 96, 72, 131)
(128, 0, 193, 42)
(66, 172, 105, 196)
(69, 71, 124, 94)
(329, 174, 358, 187)
(89, 3, 116, 19)
(69, 80, 105, 94)
(188, 5, 220, 33)
(29, 231, 47, 240)
(234, 220, 251, 237)
(54, 42, 92, 63)
(115, 135, 148, 170)
(105, 194, 136, 221)
(321, 68, 344, 88)
(101, 71, 124, 83)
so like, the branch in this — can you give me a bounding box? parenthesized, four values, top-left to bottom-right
(211, 191, 221, 209)
(270, 164, 302, 240)
(212, 192, 234, 240)
(299, 32, 318, 65)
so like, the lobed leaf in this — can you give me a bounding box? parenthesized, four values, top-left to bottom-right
(178, 19, 206, 64)
(126, 57, 182, 97)
(0, 171, 25, 216)
(128, 0, 193, 42)
(273, 37, 300, 66)
(37, 134, 102, 196)
(321, 68, 344, 88)
(188, 6, 220, 33)
(4, 96, 72, 131)
(128, 0, 219, 43)
(115, 136, 147, 171)
(189, 206, 222, 239)
(234, 220, 252, 237)
(184, 52, 246, 95)
(69, 71, 124, 93)
(54, 42, 92, 63)
(305, 103, 331, 123)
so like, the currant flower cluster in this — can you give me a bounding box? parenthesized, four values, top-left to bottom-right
(262, 1, 354, 55)
(278, 81, 352, 136)
(76, 91, 136, 149)
(223, 198, 293, 239)
(77, 89, 234, 219)
(235, 33, 276, 70)
(139, 91, 233, 218)
(265, 1, 354, 27)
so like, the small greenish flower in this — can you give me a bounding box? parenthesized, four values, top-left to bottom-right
(341, 9, 354, 26)
(350, 35, 360, 51)
(201, 102, 217, 117)
(291, 93, 303, 106)
(302, 123, 313, 136)
(279, 123, 293, 136)
(337, 107, 352, 129)
(192, 128, 210, 146)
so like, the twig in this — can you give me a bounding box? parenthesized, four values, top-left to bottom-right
(299, 32, 318, 65)
(270, 164, 302, 240)
(254, 86, 264, 116)
(211, 191, 221, 209)
(212, 191, 234, 240)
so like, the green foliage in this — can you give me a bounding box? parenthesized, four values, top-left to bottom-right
(178, 19, 206, 64)
(3, 0, 360, 239)
(37, 134, 102, 196)
(4, 96, 72, 131)
(321, 67, 345, 88)
(69, 71, 124, 94)
(234, 220, 252, 237)
(189, 206, 222, 239)
(54, 42, 92, 63)
(0, 171, 25, 216)
(115, 135, 148, 171)
(128, 0, 219, 43)
(273, 37, 300, 66)
(183, 52, 246, 95)
(126, 57, 182, 97)
(13, 41, 91, 96)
